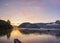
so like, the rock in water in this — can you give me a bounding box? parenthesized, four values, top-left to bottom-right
(14, 39, 22, 43)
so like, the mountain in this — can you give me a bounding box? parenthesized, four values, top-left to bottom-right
(0, 20, 13, 30)
(55, 20, 60, 24)
(18, 20, 60, 29)
(18, 22, 40, 28)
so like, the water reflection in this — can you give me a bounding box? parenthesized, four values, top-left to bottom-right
(0, 29, 12, 39)
(20, 29, 60, 38)
(0, 28, 60, 43)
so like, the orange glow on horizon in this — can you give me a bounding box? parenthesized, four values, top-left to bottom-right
(11, 23, 19, 26)
(11, 29, 22, 37)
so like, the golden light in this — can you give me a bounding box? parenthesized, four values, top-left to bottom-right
(11, 22, 20, 26)
(11, 29, 22, 37)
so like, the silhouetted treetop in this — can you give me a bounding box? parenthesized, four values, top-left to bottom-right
(7, 20, 11, 24)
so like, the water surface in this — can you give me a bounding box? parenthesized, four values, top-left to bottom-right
(0, 28, 60, 43)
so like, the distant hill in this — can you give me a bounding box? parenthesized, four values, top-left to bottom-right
(18, 20, 60, 29)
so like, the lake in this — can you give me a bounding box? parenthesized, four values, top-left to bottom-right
(0, 28, 60, 43)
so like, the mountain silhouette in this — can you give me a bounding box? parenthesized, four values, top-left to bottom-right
(18, 20, 60, 29)
(0, 20, 13, 30)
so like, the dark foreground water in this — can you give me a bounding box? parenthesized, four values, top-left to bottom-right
(0, 28, 60, 43)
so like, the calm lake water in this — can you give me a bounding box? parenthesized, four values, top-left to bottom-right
(0, 28, 60, 43)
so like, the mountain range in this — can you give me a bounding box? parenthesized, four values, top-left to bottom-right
(18, 20, 60, 29)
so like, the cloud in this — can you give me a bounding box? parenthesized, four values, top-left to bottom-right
(3, 0, 60, 7)
(32, 6, 46, 10)
(4, 3, 9, 6)
(19, 6, 46, 11)
(19, 12, 44, 19)
(11, 9, 17, 13)
(20, 12, 35, 18)
(4, 0, 47, 6)
(4, 2, 17, 6)
(47, 0, 60, 6)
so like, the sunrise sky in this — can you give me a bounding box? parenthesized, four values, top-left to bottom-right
(0, 0, 60, 25)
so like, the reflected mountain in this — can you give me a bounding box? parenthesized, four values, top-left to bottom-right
(0, 29, 12, 39)
(19, 29, 60, 38)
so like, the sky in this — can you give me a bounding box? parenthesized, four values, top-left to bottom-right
(0, 0, 60, 25)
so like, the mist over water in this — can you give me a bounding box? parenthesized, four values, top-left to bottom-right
(0, 28, 60, 43)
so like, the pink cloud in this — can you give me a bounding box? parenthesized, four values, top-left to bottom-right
(4, 2, 16, 6)
(4, 2, 15, 6)
(18, 0, 47, 5)
(4, 3, 9, 6)
(4, 0, 47, 6)
(48, 0, 60, 6)
(4, 0, 60, 7)
(32, 6, 45, 10)
(20, 12, 35, 17)
(9, 9, 19, 14)
(20, 12, 43, 18)
(11, 9, 17, 13)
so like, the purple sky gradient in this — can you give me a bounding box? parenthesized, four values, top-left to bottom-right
(0, 0, 60, 25)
